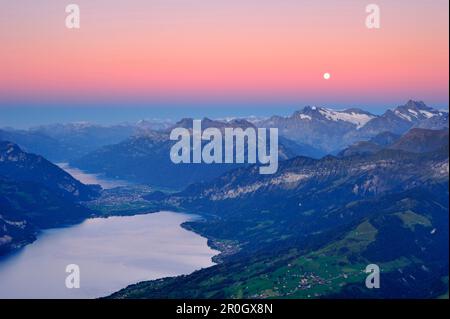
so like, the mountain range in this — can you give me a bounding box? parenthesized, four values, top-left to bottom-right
(256, 100, 448, 153)
(0, 121, 172, 162)
(66, 101, 447, 190)
(71, 118, 324, 189)
(1, 100, 447, 164)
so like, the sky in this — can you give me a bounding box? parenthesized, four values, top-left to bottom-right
(0, 0, 448, 126)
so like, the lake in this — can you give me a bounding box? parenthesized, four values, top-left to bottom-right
(57, 162, 129, 189)
(0, 212, 218, 299)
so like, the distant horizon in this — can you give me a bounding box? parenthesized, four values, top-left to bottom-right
(1, 99, 448, 129)
(1, 1, 448, 128)
(1, 0, 448, 118)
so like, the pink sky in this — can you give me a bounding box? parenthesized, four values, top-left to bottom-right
(0, 0, 448, 107)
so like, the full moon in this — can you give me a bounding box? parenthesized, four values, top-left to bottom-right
(323, 72, 331, 80)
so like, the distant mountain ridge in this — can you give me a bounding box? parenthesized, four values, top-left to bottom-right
(72, 118, 325, 189)
(0, 120, 172, 162)
(1, 100, 447, 161)
(66, 100, 448, 189)
(257, 100, 448, 153)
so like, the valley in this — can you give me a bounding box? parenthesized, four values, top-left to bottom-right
(0, 100, 448, 299)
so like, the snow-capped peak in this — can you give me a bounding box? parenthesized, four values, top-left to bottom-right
(291, 106, 377, 128)
(393, 100, 441, 122)
(317, 108, 376, 129)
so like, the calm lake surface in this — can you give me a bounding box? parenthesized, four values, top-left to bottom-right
(57, 162, 129, 189)
(0, 212, 218, 299)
